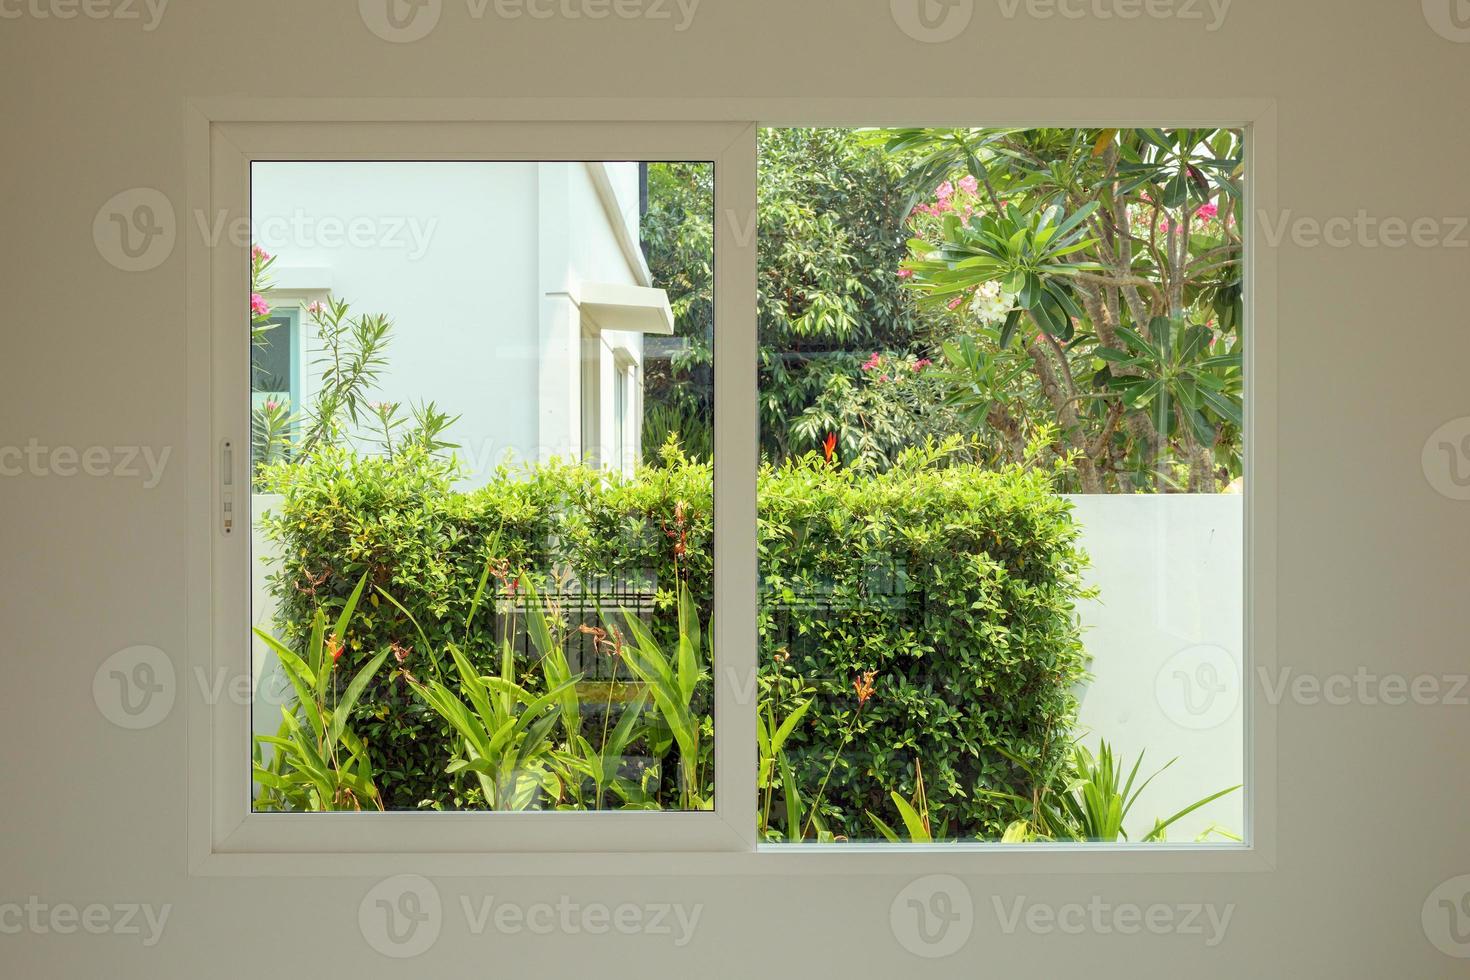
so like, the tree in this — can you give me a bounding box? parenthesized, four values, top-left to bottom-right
(891, 127, 1244, 492)
(642, 130, 932, 465)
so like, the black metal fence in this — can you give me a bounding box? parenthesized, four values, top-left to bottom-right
(493, 559, 918, 682)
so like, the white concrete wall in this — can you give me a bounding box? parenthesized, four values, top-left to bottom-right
(250, 495, 287, 757)
(1069, 493, 1245, 842)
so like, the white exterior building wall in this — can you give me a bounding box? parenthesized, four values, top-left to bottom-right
(252, 160, 651, 484)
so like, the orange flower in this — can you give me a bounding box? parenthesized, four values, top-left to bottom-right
(822, 432, 837, 464)
(853, 670, 877, 706)
(666, 501, 691, 563)
(579, 623, 624, 659)
(326, 633, 345, 667)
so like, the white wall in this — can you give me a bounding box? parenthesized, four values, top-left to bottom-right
(1070, 494, 1245, 842)
(7, 3, 1469, 977)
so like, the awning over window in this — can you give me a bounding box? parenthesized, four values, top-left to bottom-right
(578, 281, 675, 335)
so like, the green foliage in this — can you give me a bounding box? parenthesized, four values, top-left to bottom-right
(619, 582, 710, 810)
(642, 131, 923, 463)
(249, 277, 460, 488)
(252, 575, 392, 811)
(257, 442, 712, 808)
(981, 738, 1241, 843)
(787, 353, 979, 471)
(905, 201, 1104, 342)
(645, 128, 1244, 490)
(757, 440, 1091, 839)
(406, 622, 580, 811)
(889, 127, 1246, 492)
(261, 440, 1090, 837)
(641, 403, 713, 467)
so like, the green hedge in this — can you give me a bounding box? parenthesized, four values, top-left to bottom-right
(258, 443, 1090, 836)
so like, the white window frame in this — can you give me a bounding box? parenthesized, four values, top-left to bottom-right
(185, 99, 1276, 878)
(612, 347, 638, 475)
(579, 319, 603, 468)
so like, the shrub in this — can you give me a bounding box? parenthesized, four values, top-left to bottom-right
(758, 443, 1091, 838)
(257, 442, 1089, 836)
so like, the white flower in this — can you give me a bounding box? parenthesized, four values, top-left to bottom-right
(969, 280, 1015, 324)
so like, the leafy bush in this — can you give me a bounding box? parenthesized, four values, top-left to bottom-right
(258, 442, 1089, 836)
(757, 443, 1091, 838)
(642, 131, 924, 463)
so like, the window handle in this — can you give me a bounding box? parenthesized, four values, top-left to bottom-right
(221, 439, 235, 536)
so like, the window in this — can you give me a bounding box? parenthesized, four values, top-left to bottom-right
(580, 324, 603, 468)
(250, 311, 295, 403)
(748, 127, 1247, 846)
(189, 110, 1267, 871)
(613, 354, 636, 475)
(249, 157, 717, 816)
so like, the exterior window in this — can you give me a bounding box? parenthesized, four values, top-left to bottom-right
(580, 326, 602, 469)
(248, 159, 714, 814)
(250, 309, 297, 469)
(614, 356, 636, 475)
(746, 127, 1246, 846)
(250, 312, 296, 402)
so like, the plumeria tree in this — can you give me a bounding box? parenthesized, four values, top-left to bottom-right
(890, 127, 1244, 492)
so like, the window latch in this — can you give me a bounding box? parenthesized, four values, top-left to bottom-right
(222, 439, 234, 536)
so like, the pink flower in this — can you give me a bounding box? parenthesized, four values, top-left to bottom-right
(861, 353, 883, 373)
(263, 399, 279, 412)
(1196, 202, 1218, 221)
(947, 295, 964, 311)
(877, 374, 891, 383)
(305, 301, 324, 316)
(251, 244, 271, 262)
(897, 268, 913, 279)
(250, 293, 270, 317)
(913, 358, 933, 372)
(935, 181, 954, 201)
(958, 175, 979, 196)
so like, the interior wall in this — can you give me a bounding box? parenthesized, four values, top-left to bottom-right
(4, 1, 1469, 976)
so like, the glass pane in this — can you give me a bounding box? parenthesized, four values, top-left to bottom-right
(751, 128, 1246, 844)
(250, 314, 293, 396)
(249, 160, 715, 813)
